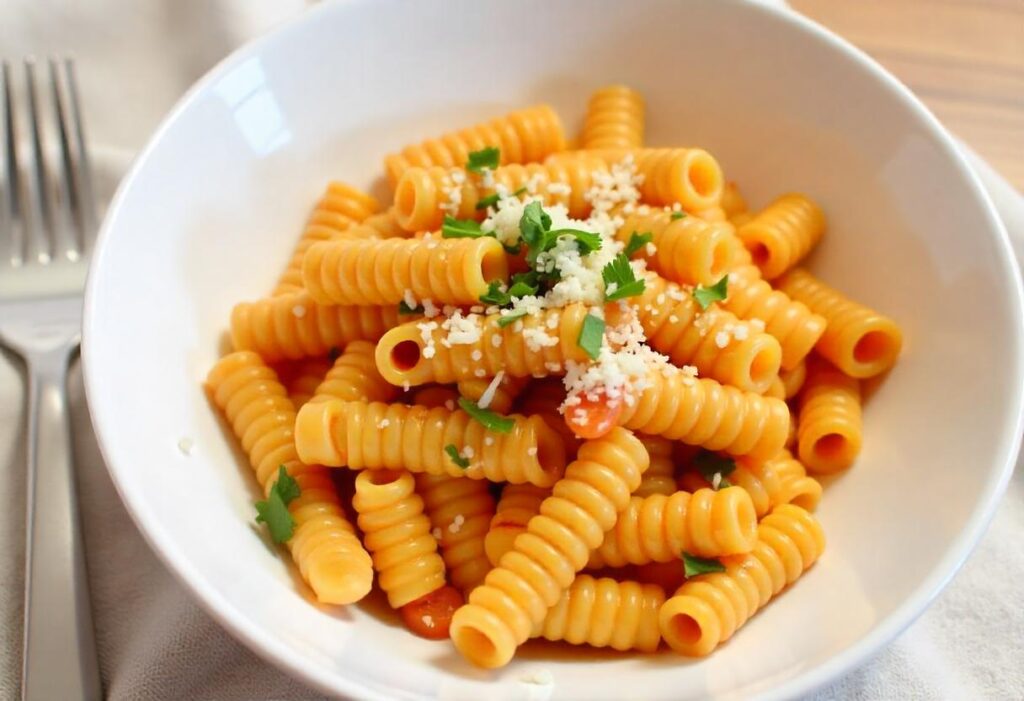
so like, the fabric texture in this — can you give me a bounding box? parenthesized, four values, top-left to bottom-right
(0, 1, 1021, 699)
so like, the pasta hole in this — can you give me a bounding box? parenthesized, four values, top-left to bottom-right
(814, 433, 850, 462)
(395, 177, 418, 223)
(749, 346, 779, 390)
(480, 246, 507, 283)
(452, 625, 500, 667)
(854, 331, 894, 365)
(687, 152, 723, 199)
(667, 613, 703, 646)
(390, 340, 422, 372)
(747, 241, 770, 268)
(710, 240, 732, 278)
(533, 420, 568, 478)
(363, 468, 404, 487)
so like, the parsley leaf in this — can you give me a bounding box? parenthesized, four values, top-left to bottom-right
(693, 450, 737, 489)
(693, 275, 729, 310)
(479, 280, 509, 306)
(683, 552, 726, 578)
(496, 309, 528, 328)
(546, 229, 603, 256)
(441, 216, 486, 239)
(623, 231, 653, 258)
(602, 254, 647, 301)
(445, 444, 470, 469)
(475, 192, 501, 210)
(466, 147, 500, 173)
(254, 466, 301, 544)
(519, 201, 550, 250)
(458, 397, 515, 433)
(577, 313, 605, 360)
(398, 300, 423, 315)
(670, 211, 686, 221)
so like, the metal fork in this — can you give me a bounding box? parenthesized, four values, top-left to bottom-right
(0, 59, 102, 701)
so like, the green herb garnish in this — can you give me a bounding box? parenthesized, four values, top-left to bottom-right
(577, 313, 606, 360)
(441, 216, 486, 239)
(670, 211, 686, 221)
(255, 466, 301, 544)
(602, 254, 646, 301)
(693, 275, 729, 310)
(693, 450, 736, 489)
(623, 231, 653, 258)
(457, 397, 516, 433)
(445, 444, 470, 469)
(475, 192, 501, 210)
(496, 309, 528, 328)
(466, 147, 500, 173)
(398, 300, 423, 315)
(683, 552, 726, 578)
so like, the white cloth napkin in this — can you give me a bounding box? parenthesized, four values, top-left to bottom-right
(1, 2, 1021, 699)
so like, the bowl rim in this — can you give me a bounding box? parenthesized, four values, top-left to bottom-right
(81, 0, 1024, 698)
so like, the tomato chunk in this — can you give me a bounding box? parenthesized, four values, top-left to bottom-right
(564, 390, 625, 439)
(400, 585, 464, 639)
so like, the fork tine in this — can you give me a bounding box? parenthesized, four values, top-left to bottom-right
(47, 58, 81, 261)
(61, 59, 97, 251)
(23, 58, 54, 264)
(1, 61, 22, 266)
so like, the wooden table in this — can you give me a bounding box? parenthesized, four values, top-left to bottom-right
(792, 0, 1024, 191)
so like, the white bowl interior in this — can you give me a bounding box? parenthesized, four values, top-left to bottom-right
(82, 0, 1023, 699)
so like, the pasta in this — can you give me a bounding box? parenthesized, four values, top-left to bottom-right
(580, 85, 645, 150)
(230, 293, 401, 362)
(797, 357, 863, 474)
(301, 237, 508, 306)
(294, 399, 567, 486)
(737, 194, 825, 280)
(588, 487, 758, 567)
(534, 574, 663, 652)
(449, 428, 649, 668)
(205, 352, 373, 604)
(384, 104, 567, 186)
(659, 504, 825, 656)
(206, 86, 902, 667)
(777, 268, 903, 378)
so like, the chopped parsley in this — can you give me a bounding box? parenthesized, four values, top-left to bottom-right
(444, 444, 470, 469)
(475, 192, 501, 210)
(479, 273, 540, 306)
(496, 309, 528, 328)
(255, 466, 301, 544)
(670, 211, 686, 221)
(441, 216, 486, 239)
(458, 397, 516, 433)
(693, 275, 729, 310)
(693, 450, 736, 489)
(577, 313, 606, 360)
(623, 231, 653, 258)
(398, 300, 423, 315)
(602, 254, 646, 301)
(683, 552, 725, 578)
(466, 147, 500, 173)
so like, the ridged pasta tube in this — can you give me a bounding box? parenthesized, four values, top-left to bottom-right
(409, 385, 460, 409)
(738, 194, 825, 279)
(277, 356, 331, 409)
(394, 155, 609, 232)
(677, 454, 794, 519)
(375, 304, 592, 386)
(515, 378, 582, 454)
(549, 148, 724, 212)
(588, 488, 757, 568)
(722, 264, 827, 371)
(309, 341, 399, 405)
(797, 359, 862, 474)
(580, 85, 645, 150)
(626, 274, 782, 394)
(294, 399, 567, 487)
(533, 575, 663, 652)
(456, 374, 529, 415)
(274, 181, 381, 296)
(449, 428, 650, 668)
(230, 293, 402, 362)
(384, 104, 567, 186)
(353, 469, 447, 608)
(659, 504, 825, 656)
(484, 483, 550, 566)
(634, 435, 677, 498)
(776, 268, 903, 378)
(765, 449, 822, 512)
(619, 367, 790, 459)
(780, 360, 807, 399)
(205, 352, 373, 604)
(416, 473, 496, 594)
(616, 209, 737, 286)
(301, 237, 508, 306)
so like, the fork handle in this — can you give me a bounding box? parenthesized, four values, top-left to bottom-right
(22, 347, 102, 701)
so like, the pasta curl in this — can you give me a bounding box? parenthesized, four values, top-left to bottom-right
(484, 483, 550, 567)
(634, 435, 677, 498)
(515, 378, 582, 454)
(276, 356, 331, 410)
(777, 268, 903, 378)
(797, 359, 863, 474)
(678, 454, 795, 518)
(616, 209, 738, 286)
(738, 194, 825, 279)
(294, 399, 567, 487)
(205, 351, 373, 605)
(384, 104, 567, 186)
(765, 449, 822, 512)
(580, 85, 645, 150)
(659, 504, 825, 656)
(534, 575, 664, 652)
(309, 341, 399, 405)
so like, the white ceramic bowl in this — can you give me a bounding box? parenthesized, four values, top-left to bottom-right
(82, 0, 1024, 698)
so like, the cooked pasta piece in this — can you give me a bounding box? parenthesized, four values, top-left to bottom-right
(634, 435, 677, 498)
(780, 360, 807, 399)
(374, 304, 591, 386)
(616, 209, 738, 286)
(738, 194, 825, 280)
(276, 356, 332, 409)
(230, 293, 402, 362)
(484, 483, 550, 567)
(797, 358, 862, 474)
(409, 385, 460, 409)
(534, 575, 663, 652)
(589, 488, 757, 568)
(617, 367, 790, 459)
(294, 399, 567, 487)
(308, 340, 399, 405)
(764, 377, 786, 400)
(720, 182, 748, 220)
(626, 273, 782, 394)
(776, 268, 903, 378)
(722, 264, 827, 370)
(384, 104, 567, 186)
(205, 352, 373, 605)
(353, 470, 452, 611)
(450, 428, 649, 668)
(394, 155, 608, 232)
(456, 374, 529, 414)
(765, 449, 822, 512)
(301, 237, 508, 306)
(515, 378, 582, 454)
(659, 504, 825, 656)
(677, 454, 790, 519)
(416, 473, 495, 594)
(580, 85, 645, 150)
